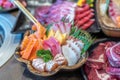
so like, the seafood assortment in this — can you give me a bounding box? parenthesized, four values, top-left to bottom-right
(62, 37, 84, 66)
(19, 19, 93, 72)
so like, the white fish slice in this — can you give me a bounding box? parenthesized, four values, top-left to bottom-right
(62, 45, 78, 66)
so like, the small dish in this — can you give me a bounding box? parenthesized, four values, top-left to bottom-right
(96, 0, 120, 37)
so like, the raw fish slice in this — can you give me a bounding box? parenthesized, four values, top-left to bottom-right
(67, 40, 81, 56)
(54, 54, 67, 65)
(76, 40, 84, 48)
(67, 37, 84, 49)
(43, 37, 61, 57)
(20, 36, 29, 50)
(51, 24, 59, 32)
(66, 39, 82, 59)
(32, 58, 45, 72)
(45, 60, 58, 72)
(22, 38, 37, 60)
(29, 40, 39, 61)
(64, 22, 72, 35)
(57, 22, 66, 33)
(50, 37, 62, 55)
(43, 38, 54, 51)
(62, 44, 78, 66)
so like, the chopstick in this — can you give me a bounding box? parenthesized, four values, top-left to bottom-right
(13, 0, 41, 27)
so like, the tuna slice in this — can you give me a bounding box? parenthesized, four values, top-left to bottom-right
(43, 37, 61, 57)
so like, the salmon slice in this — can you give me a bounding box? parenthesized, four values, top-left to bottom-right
(36, 23, 46, 39)
(29, 34, 37, 39)
(22, 38, 37, 60)
(32, 24, 37, 31)
(29, 39, 43, 61)
(29, 40, 39, 61)
(37, 39, 43, 50)
(20, 36, 29, 50)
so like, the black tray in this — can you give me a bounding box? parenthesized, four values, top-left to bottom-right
(11, 0, 101, 34)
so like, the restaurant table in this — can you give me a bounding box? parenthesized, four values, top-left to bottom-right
(0, 2, 113, 79)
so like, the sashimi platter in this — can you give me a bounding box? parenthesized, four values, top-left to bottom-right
(14, 0, 95, 76)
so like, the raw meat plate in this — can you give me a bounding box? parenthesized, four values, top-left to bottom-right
(83, 38, 120, 80)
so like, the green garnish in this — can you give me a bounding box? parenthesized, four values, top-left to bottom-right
(72, 29, 81, 38)
(70, 27, 96, 55)
(37, 50, 53, 62)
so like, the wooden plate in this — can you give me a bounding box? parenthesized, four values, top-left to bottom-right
(14, 30, 89, 76)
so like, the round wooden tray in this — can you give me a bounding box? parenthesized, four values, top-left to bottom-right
(14, 30, 89, 76)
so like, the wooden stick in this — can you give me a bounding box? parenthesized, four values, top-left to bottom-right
(13, 0, 42, 27)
